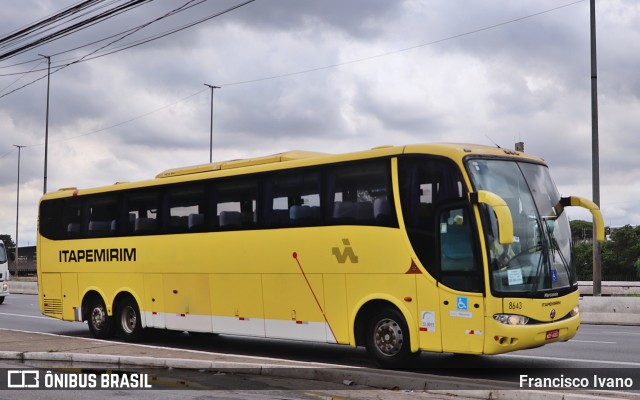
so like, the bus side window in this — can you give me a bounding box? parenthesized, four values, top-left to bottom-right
(86, 195, 118, 237)
(264, 170, 321, 227)
(215, 179, 258, 229)
(167, 185, 205, 233)
(398, 156, 467, 277)
(327, 160, 395, 227)
(64, 199, 82, 239)
(124, 191, 159, 235)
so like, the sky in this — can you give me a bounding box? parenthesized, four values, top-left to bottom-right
(0, 0, 638, 247)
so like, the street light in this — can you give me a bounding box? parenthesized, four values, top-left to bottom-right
(204, 83, 220, 163)
(590, 0, 602, 296)
(39, 54, 51, 194)
(13, 145, 25, 272)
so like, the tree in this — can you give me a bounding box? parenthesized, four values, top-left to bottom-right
(569, 220, 594, 244)
(569, 221, 640, 281)
(601, 225, 640, 280)
(0, 234, 15, 252)
(573, 241, 593, 280)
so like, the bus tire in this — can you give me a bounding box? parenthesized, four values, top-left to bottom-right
(0, 296, 4, 304)
(364, 306, 418, 368)
(87, 297, 116, 339)
(117, 297, 144, 342)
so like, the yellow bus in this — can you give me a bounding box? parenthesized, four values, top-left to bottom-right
(37, 143, 604, 367)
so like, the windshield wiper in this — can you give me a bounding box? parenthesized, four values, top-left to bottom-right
(545, 219, 573, 285)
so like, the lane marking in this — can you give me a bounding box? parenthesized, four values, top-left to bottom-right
(0, 312, 51, 320)
(570, 339, 616, 344)
(602, 331, 640, 336)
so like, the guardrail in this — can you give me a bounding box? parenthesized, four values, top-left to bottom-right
(578, 281, 640, 296)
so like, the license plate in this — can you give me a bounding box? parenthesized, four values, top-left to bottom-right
(545, 329, 560, 340)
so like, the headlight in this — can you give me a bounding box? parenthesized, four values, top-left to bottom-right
(494, 314, 529, 325)
(570, 305, 579, 317)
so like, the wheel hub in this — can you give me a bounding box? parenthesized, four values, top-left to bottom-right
(121, 306, 137, 334)
(91, 306, 106, 330)
(374, 318, 403, 356)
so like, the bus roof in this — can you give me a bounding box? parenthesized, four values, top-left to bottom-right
(43, 143, 545, 199)
(155, 150, 328, 178)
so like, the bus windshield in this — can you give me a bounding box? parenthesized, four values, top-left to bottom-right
(467, 159, 575, 296)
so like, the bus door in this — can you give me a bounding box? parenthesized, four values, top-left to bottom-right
(436, 206, 485, 354)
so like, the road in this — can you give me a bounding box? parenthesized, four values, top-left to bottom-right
(2, 294, 640, 391)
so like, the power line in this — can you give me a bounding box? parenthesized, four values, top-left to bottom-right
(0, 1, 207, 72)
(0, 1, 152, 61)
(0, 59, 45, 93)
(0, 0, 256, 98)
(0, 0, 106, 49)
(0, 0, 209, 98)
(0, 0, 254, 78)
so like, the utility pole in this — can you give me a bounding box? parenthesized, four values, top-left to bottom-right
(590, 0, 602, 296)
(13, 145, 25, 272)
(204, 83, 220, 163)
(39, 54, 51, 194)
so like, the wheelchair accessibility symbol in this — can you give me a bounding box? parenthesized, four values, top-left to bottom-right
(456, 296, 468, 311)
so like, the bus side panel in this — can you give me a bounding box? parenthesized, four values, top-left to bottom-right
(438, 288, 485, 354)
(163, 274, 212, 332)
(346, 274, 418, 344)
(61, 273, 79, 321)
(210, 273, 265, 337)
(263, 273, 330, 342)
(77, 273, 144, 316)
(415, 274, 442, 352)
(323, 274, 349, 344)
(41, 273, 63, 319)
(143, 274, 165, 329)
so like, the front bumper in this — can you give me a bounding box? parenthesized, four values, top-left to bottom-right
(484, 314, 580, 354)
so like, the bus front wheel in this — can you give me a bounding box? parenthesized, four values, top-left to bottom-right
(87, 297, 116, 339)
(117, 297, 144, 342)
(364, 307, 418, 368)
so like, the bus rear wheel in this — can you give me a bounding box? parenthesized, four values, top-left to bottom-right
(117, 297, 144, 342)
(87, 297, 116, 339)
(364, 307, 418, 368)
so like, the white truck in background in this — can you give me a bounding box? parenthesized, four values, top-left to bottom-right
(0, 242, 11, 304)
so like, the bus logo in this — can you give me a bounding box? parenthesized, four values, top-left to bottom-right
(332, 239, 359, 264)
